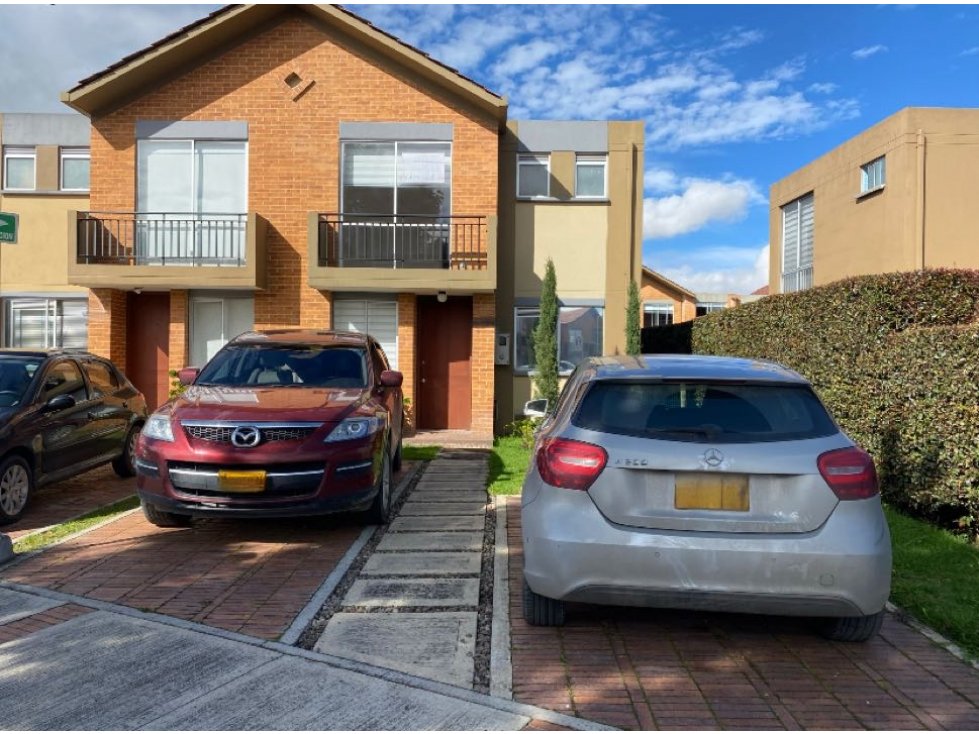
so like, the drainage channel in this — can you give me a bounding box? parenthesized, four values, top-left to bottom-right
(296, 451, 494, 693)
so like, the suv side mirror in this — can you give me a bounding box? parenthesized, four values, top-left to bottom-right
(177, 367, 200, 386)
(523, 398, 549, 418)
(379, 370, 404, 388)
(43, 394, 76, 412)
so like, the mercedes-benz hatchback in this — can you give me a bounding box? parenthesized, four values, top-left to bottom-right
(522, 355, 892, 641)
(135, 330, 403, 528)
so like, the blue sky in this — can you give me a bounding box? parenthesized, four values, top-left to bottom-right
(2, 3, 978, 293)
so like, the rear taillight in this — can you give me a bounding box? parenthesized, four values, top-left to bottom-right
(536, 437, 608, 491)
(817, 447, 879, 500)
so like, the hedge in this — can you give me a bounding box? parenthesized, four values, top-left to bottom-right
(643, 269, 979, 536)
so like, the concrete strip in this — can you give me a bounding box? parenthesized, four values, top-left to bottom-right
(0, 586, 63, 625)
(0, 533, 11, 564)
(376, 530, 483, 552)
(314, 612, 477, 688)
(362, 551, 481, 576)
(407, 491, 489, 503)
(145, 654, 524, 730)
(344, 578, 479, 607)
(399, 501, 488, 517)
(490, 497, 513, 700)
(0, 612, 279, 730)
(389, 515, 485, 532)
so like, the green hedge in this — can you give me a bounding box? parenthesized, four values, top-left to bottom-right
(643, 269, 979, 535)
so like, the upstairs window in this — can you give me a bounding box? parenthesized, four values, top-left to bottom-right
(60, 148, 90, 191)
(781, 192, 814, 293)
(575, 154, 607, 198)
(3, 147, 35, 191)
(860, 156, 885, 193)
(517, 154, 550, 198)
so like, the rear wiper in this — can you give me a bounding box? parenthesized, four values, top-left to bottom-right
(645, 426, 719, 439)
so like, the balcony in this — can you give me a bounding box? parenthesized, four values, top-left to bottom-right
(781, 266, 813, 294)
(308, 213, 496, 293)
(67, 211, 267, 290)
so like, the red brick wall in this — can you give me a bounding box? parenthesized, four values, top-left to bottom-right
(168, 291, 188, 369)
(87, 289, 127, 371)
(472, 292, 495, 435)
(396, 293, 417, 428)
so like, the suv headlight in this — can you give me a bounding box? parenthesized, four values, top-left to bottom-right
(143, 413, 175, 442)
(325, 417, 382, 443)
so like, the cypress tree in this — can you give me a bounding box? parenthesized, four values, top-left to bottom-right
(626, 278, 641, 356)
(533, 258, 559, 408)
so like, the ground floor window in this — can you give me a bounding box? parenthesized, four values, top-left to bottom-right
(189, 295, 254, 366)
(333, 298, 398, 370)
(696, 302, 725, 317)
(2, 298, 87, 349)
(514, 305, 604, 375)
(643, 302, 674, 327)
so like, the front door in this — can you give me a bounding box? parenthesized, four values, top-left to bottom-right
(126, 292, 170, 411)
(416, 296, 472, 430)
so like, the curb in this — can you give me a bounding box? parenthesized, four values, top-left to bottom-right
(0, 533, 11, 564)
(489, 495, 513, 700)
(885, 600, 979, 671)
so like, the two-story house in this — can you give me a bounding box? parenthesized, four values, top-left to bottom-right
(770, 107, 979, 294)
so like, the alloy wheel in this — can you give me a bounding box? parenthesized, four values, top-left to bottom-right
(0, 463, 30, 516)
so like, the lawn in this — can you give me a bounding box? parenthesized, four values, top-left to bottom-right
(402, 445, 440, 462)
(487, 435, 533, 495)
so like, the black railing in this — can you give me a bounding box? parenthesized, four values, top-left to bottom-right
(77, 212, 247, 266)
(317, 213, 487, 270)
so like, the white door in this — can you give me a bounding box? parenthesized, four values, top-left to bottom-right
(333, 299, 398, 369)
(189, 297, 254, 366)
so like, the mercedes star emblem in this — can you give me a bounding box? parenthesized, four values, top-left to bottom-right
(703, 448, 724, 468)
(231, 426, 262, 448)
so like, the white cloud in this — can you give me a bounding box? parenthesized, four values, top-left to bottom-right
(808, 82, 838, 94)
(961, 46, 979, 56)
(652, 244, 770, 295)
(644, 168, 681, 193)
(852, 45, 888, 59)
(644, 178, 762, 239)
(492, 40, 561, 78)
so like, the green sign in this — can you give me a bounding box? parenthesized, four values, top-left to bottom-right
(0, 212, 17, 244)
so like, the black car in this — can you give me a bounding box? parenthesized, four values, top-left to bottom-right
(0, 349, 148, 524)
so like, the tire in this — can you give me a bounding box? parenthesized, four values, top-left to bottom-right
(364, 448, 392, 525)
(523, 578, 566, 626)
(820, 610, 885, 642)
(392, 434, 403, 473)
(141, 500, 192, 528)
(112, 424, 141, 478)
(0, 455, 33, 525)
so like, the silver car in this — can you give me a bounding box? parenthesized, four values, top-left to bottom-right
(521, 355, 892, 641)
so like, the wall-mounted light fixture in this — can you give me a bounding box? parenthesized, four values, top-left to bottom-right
(437, 291, 447, 303)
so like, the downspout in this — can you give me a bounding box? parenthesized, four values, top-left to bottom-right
(915, 129, 926, 270)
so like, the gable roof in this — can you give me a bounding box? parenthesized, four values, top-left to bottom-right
(61, 4, 507, 120)
(641, 266, 697, 300)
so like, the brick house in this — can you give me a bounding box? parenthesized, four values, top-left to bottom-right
(59, 4, 644, 439)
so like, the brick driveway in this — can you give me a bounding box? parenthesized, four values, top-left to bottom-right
(2, 464, 414, 640)
(506, 498, 979, 730)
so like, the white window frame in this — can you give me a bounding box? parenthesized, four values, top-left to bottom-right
(3, 147, 36, 191)
(60, 147, 91, 192)
(643, 302, 674, 327)
(860, 156, 885, 194)
(574, 154, 607, 199)
(136, 139, 249, 214)
(695, 302, 725, 317)
(512, 305, 604, 376)
(516, 154, 550, 199)
(780, 192, 814, 293)
(2, 297, 87, 349)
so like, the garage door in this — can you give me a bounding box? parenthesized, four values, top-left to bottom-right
(333, 299, 398, 369)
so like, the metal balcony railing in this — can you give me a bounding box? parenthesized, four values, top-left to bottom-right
(77, 212, 247, 266)
(782, 266, 813, 293)
(317, 213, 487, 270)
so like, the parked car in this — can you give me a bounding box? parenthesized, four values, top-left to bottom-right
(0, 349, 147, 524)
(135, 330, 404, 528)
(521, 354, 892, 641)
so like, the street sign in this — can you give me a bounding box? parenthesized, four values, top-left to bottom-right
(0, 212, 18, 244)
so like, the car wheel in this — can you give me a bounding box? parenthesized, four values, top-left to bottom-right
(0, 456, 33, 525)
(820, 610, 885, 642)
(112, 424, 141, 478)
(141, 500, 192, 529)
(364, 448, 392, 525)
(392, 434, 403, 473)
(523, 578, 565, 626)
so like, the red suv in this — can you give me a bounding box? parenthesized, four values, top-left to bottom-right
(135, 330, 403, 527)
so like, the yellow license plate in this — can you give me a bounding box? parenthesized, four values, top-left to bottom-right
(218, 469, 267, 493)
(675, 473, 749, 512)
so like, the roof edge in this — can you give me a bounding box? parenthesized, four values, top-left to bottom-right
(642, 266, 698, 300)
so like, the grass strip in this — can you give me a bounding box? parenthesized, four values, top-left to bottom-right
(402, 445, 441, 462)
(885, 504, 979, 660)
(488, 435, 532, 496)
(12, 495, 140, 555)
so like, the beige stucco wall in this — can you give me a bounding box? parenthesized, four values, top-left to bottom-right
(769, 107, 979, 293)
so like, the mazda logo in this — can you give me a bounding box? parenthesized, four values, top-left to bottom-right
(231, 426, 262, 448)
(703, 448, 724, 467)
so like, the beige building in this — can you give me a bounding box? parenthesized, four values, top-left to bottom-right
(0, 113, 90, 348)
(495, 120, 644, 430)
(770, 107, 979, 294)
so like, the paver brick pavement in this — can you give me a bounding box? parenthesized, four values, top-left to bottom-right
(506, 497, 979, 730)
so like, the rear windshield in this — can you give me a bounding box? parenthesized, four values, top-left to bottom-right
(572, 380, 837, 443)
(196, 345, 368, 388)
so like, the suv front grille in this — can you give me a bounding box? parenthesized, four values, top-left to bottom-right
(182, 423, 320, 444)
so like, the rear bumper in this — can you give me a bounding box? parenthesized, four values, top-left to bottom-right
(521, 481, 892, 617)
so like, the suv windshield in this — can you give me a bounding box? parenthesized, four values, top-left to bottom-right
(195, 345, 368, 388)
(0, 357, 42, 407)
(572, 380, 837, 443)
